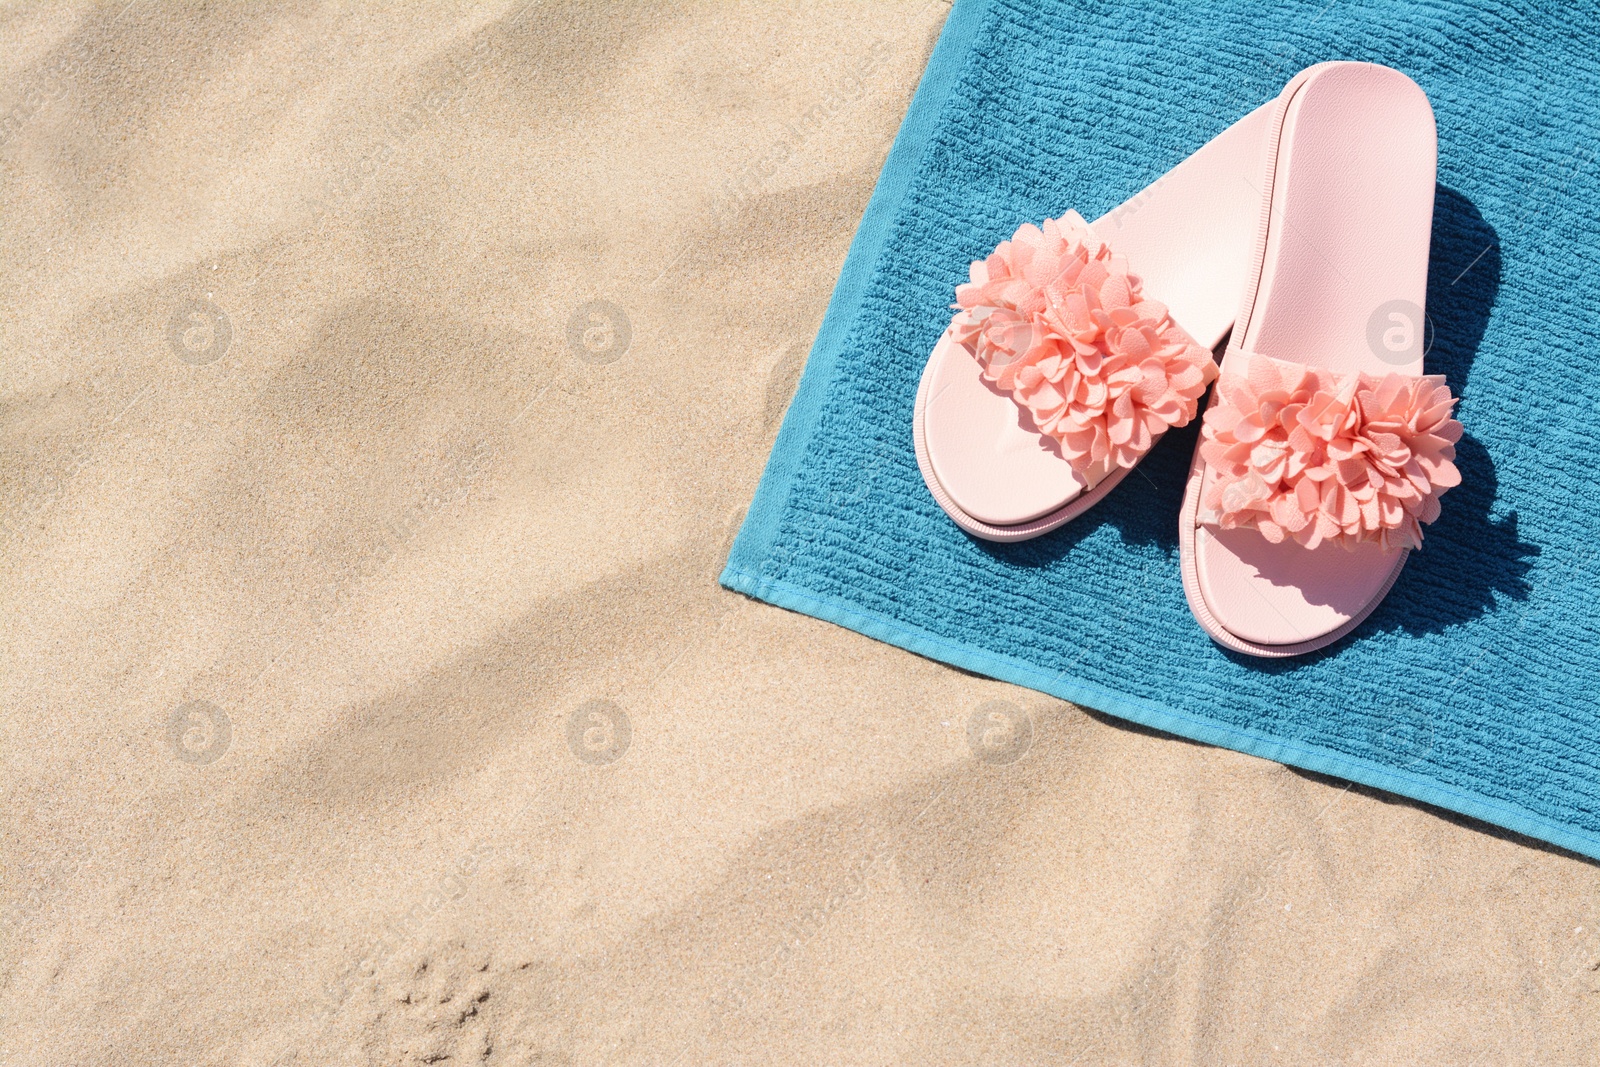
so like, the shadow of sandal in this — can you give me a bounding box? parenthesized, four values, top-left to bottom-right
(1363, 185, 1538, 639)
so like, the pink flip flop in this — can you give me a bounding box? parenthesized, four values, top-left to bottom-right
(1179, 62, 1463, 657)
(913, 76, 1320, 542)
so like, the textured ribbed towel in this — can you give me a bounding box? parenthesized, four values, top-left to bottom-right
(723, 0, 1600, 860)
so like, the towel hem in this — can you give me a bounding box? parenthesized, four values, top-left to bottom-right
(720, 563, 1600, 864)
(725, 0, 994, 571)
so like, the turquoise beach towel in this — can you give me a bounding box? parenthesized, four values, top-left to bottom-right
(722, 0, 1600, 859)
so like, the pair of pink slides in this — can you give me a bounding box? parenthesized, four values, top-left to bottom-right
(914, 62, 1464, 657)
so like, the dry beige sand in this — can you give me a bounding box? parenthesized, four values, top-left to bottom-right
(4, 3, 1600, 1064)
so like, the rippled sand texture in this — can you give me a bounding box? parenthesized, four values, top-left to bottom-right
(3, 3, 1600, 1064)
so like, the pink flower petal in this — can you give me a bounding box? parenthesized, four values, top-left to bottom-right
(1194, 351, 1464, 548)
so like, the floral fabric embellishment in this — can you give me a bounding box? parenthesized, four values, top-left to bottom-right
(1199, 350, 1463, 551)
(948, 211, 1218, 487)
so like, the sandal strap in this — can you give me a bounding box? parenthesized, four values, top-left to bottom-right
(1198, 348, 1463, 551)
(948, 211, 1218, 489)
